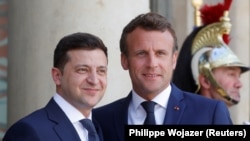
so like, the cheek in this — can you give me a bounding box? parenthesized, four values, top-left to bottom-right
(160, 56, 176, 70)
(65, 74, 83, 86)
(124, 58, 137, 70)
(99, 76, 107, 87)
(214, 74, 231, 88)
(102, 79, 107, 87)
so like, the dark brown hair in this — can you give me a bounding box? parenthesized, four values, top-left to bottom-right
(120, 12, 178, 56)
(53, 32, 108, 71)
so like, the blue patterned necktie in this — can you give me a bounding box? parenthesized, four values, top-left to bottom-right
(141, 101, 156, 125)
(79, 119, 100, 141)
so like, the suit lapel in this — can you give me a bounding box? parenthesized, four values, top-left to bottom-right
(45, 99, 81, 141)
(163, 84, 186, 124)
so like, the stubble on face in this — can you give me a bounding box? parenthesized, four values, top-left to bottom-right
(124, 28, 177, 99)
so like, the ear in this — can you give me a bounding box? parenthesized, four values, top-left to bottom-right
(51, 67, 62, 85)
(198, 74, 211, 89)
(172, 51, 178, 69)
(121, 53, 129, 70)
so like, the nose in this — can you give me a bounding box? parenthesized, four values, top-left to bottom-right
(148, 53, 157, 68)
(87, 71, 98, 85)
(235, 77, 242, 89)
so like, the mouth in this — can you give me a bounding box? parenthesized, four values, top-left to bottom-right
(143, 73, 160, 80)
(144, 74, 157, 77)
(83, 88, 99, 94)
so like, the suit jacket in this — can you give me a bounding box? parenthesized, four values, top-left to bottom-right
(93, 83, 232, 141)
(3, 98, 103, 141)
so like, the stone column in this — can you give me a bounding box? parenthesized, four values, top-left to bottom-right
(7, 0, 149, 127)
(228, 0, 250, 124)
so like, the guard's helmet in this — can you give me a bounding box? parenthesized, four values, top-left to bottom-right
(173, 0, 250, 105)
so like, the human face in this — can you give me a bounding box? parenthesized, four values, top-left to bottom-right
(121, 27, 177, 100)
(211, 67, 242, 106)
(52, 49, 107, 116)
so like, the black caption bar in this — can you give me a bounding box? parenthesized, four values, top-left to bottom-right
(125, 125, 250, 141)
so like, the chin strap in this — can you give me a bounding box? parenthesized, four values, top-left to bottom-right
(223, 95, 239, 105)
(216, 86, 238, 106)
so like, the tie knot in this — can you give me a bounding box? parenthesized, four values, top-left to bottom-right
(141, 101, 156, 113)
(79, 119, 97, 134)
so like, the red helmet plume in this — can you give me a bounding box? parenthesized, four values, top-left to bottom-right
(200, 0, 232, 44)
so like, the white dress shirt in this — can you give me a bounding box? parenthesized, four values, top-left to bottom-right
(128, 85, 171, 125)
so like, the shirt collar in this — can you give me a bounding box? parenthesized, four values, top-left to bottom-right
(53, 93, 90, 123)
(131, 85, 171, 111)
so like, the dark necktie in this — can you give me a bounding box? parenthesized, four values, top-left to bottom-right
(79, 119, 100, 141)
(141, 101, 156, 125)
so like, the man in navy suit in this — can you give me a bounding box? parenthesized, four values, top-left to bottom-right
(3, 32, 108, 141)
(93, 12, 232, 141)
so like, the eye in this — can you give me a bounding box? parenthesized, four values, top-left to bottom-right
(157, 50, 167, 56)
(226, 71, 239, 78)
(136, 51, 146, 56)
(97, 68, 107, 75)
(77, 67, 88, 73)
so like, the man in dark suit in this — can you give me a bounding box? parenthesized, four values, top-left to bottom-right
(93, 12, 232, 141)
(3, 32, 108, 141)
